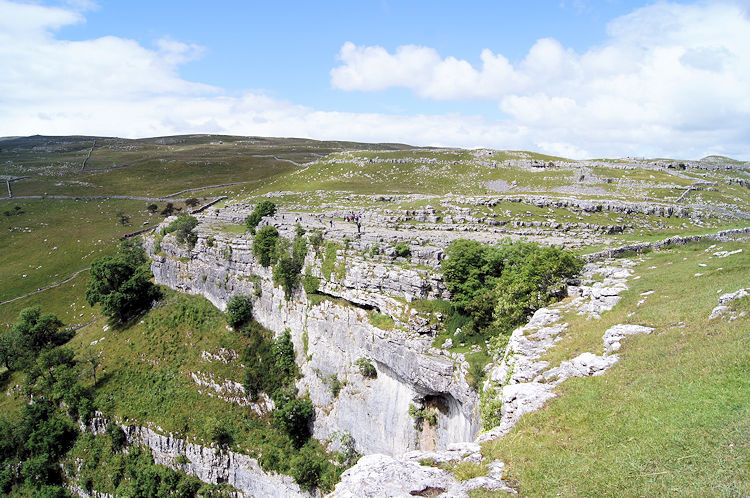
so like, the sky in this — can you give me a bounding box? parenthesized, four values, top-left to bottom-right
(1, 0, 749, 159)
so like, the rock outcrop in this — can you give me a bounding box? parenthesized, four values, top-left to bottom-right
(148, 222, 479, 457)
(83, 416, 308, 497)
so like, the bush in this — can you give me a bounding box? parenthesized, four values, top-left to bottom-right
(301, 273, 320, 295)
(206, 418, 233, 449)
(253, 226, 279, 267)
(290, 446, 324, 491)
(441, 239, 583, 337)
(245, 200, 276, 234)
(394, 242, 411, 258)
(273, 252, 302, 300)
(272, 388, 313, 448)
(226, 295, 253, 329)
(164, 214, 198, 249)
(354, 358, 376, 378)
(106, 422, 127, 453)
(185, 197, 199, 208)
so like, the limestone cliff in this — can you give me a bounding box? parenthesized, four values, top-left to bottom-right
(147, 218, 479, 457)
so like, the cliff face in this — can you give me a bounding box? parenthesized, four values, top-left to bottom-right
(83, 416, 308, 498)
(147, 224, 479, 456)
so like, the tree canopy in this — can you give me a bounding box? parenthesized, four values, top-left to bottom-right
(86, 239, 160, 323)
(246, 200, 276, 234)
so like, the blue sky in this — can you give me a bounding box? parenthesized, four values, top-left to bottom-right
(2, 0, 750, 159)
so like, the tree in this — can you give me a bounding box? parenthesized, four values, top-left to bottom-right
(272, 387, 313, 448)
(185, 197, 199, 208)
(164, 214, 198, 248)
(245, 200, 276, 234)
(253, 226, 279, 267)
(0, 330, 20, 370)
(226, 295, 253, 329)
(86, 240, 160, 323)
(10, 306, 64, 354)
(160, 202, 175, 216)
(146, 203, 158, 214)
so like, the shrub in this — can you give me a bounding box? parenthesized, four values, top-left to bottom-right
(290, 446, 324, 491)
(272, 388, 313, 448)
(226, 295, 253, 329)
(273, 252, 303, 300)
(301, 273, 320, 295)
(441, 239, 583, 337)
(308, 230, 324, 252)
(272, 329, 296, 380)
(245, 200, 276, 234)
(160, 202, 175, 216)
(206, 418, 233, 449)
(394, 242, 411, 258)
(354, 358, 376, 378)
(164, 214, 198, 249)
(253, 226, 279, 266)
(106, 422, 127, 452)
(408, 404, 437, 430)
(185, 197, 199, 208)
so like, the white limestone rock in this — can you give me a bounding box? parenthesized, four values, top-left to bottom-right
(602, 324, 654, 354)
(540, 352, 618, 383)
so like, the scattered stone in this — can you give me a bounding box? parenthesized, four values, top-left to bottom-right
(602, 324, 654, 354)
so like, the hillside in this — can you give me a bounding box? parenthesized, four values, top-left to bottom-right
(1, 135, 748, 496)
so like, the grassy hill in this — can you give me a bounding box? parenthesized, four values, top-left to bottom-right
(1, 134, 748, 496)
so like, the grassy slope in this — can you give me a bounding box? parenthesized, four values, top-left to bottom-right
(0, 198, 158, 302)
(66, 289, 293, 456)
(479, 240, 750, 496)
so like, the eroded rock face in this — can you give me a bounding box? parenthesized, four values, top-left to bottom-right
(147, 225, 479, 456)
(329, 452, 512, 498)
(84, 416, 307, 498)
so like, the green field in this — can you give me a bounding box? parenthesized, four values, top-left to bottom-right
(480, 240, 750, 496)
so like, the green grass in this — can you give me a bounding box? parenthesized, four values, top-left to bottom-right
(481, 240, 750, 496)
(368, 311, 395, 330)
(0, 199, 160, 302)
(218, 223, 247, 233)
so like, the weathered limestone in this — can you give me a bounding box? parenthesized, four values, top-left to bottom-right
(84, 416, 308, 497)
(709, 287, 749, 319)
(329, 453, 512, 497)
(148, 224, 479, 457)
(602, 324, 654, 354)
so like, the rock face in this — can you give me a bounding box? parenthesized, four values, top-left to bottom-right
(148, 224, 479, 457)
(84, 416, 308, 498)
(329, 452, 512, 498)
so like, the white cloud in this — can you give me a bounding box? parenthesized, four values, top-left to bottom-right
(331, 2, 750, 158)
(1, 0, 749, 160)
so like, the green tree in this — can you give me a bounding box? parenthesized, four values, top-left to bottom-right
(10, 306, 65, 354)
(272, 329, 297, 380)
(146, 203, 158, 214)
(86, 240, 160, 323)
(160, 202, 175, 216)
(253, 226, 279, 267)
(185, 197, 199, 208)
(272, 387, 313, 448)
(226, 295, 253, 329)
(164, 214, 198, 249)
(245, 200, 276, 234)
(493, 244, 582, 332)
